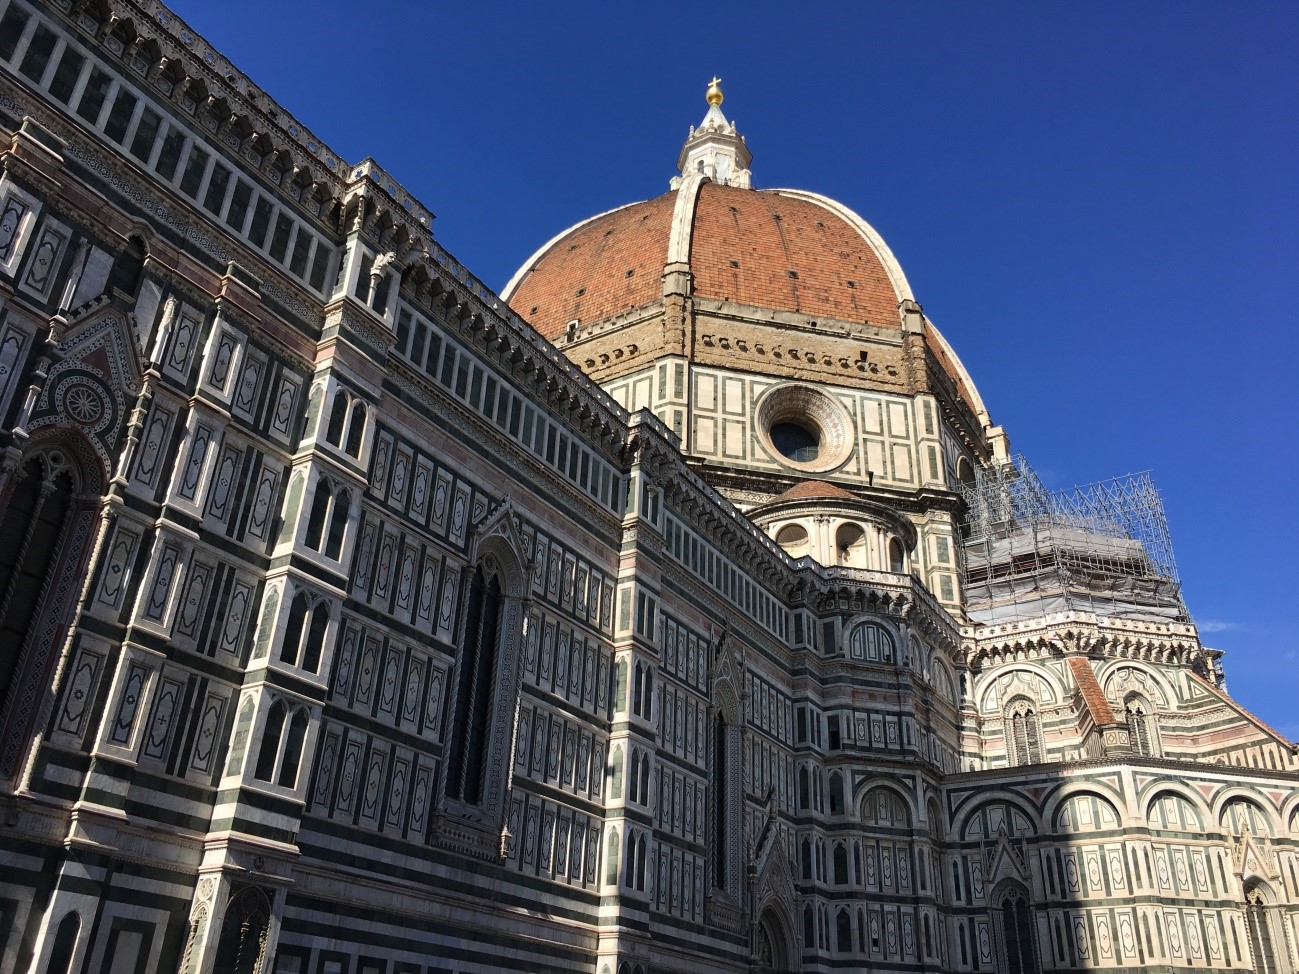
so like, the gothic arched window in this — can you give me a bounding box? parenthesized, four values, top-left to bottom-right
(211, 885, 271, 974)
(325, 490, 350, 559)
(833, 842, 848, 884)
(279, 592, 329, 674)
(252, 700, 310, 789)
(1125, 695, 1158, 757)
(253, 700, 287, 782)
(629, 747, 642, 803)
(829, 771, 845, 816)
(1245, 883, 1279, 974)
(324, 388, 368, 457)
(0, 453, 76, 709)
(999, 886, 1038, 974)
(605, 828, 620, 886)
(325, 390, 348, 445)
(1004, 698, 1042, 766)
(345, 401, 367, 456)
(304, 479, 351, 560)
(836, 909, 852, 952)
(278, 708, 309, 788)
(713, 712, 728, 888)
(445, 564, 503, 805)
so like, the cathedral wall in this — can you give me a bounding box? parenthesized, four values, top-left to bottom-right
(0, 4, 1294, 974)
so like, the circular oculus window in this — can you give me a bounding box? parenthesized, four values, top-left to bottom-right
(755, 384, 853, 473)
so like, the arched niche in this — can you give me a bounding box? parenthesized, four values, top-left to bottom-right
(1145, 789, 1206, 834)
(1051, 791, 1121, 834)
(775, 522, 810, 559)
(957, 796, 1040, 842)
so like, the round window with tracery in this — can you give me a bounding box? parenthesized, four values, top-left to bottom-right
(755, 383, 853, 473)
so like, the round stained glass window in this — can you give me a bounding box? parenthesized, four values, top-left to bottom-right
(771, 421, 820, 462)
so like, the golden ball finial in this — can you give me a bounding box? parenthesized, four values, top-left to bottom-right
(706, 76, 724, 106)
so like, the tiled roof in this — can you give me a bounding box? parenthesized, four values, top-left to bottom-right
(1189, 671, 1297, 746)
(689, 183, 900, 327)
(1068, 656, 1118, 725)
(508, 191, 677, 339)
(770, 479, 859, 503)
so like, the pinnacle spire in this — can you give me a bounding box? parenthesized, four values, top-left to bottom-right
(672, 77, 753, 190)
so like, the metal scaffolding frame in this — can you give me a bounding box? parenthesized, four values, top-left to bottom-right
(957, 455, 1185, 623)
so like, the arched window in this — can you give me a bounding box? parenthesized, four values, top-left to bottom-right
(304, 480, 332, 550)
(836, 909, 852, 952)
(211, 885, 272, 974)
(253, 701, 287, 781)
(638, 752, 650, 807)
(325, 390, 348, 446)
(633, 661, 644, 716)
(1004, 698, 1042, 766)
(629, 748, 641, 803)
(1125, 695, 1157, 757)
(605, 829, 620, 885)
(0, 452, 78, 710)
(45, 911, 80, 974)
(345, 401, 367, 456)
(833, 843, 848, 884)
(277, 708, 309, 788)
(301, 603, 329, 674)
(801, 838, 813, 879)
(1245, 883, 1279, 974)
(999, 886, 1038, 974)
(888, 537, 905, 574)
(610, 745, 624, 797)
(803, 905, 815, 949)
(445, 565, 503, 805)
(829, 771, 845, 816)
(635, 833, 647, 890)
(776, 523, 809, 559)
(798, 767, 810, 810)
(713, 712, 728, 888)
(324, 388, 368, 457)
(325, 490, 350, 560)
(625, 831, 637, 888)
(835, 523, 867, 568)
(956, 456, 976, 489)
(280, 592, 329, 674)
(305, 479, 350, 560)
(848, 621, 895, 663)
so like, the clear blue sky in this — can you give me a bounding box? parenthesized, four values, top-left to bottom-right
(172, 1, 1299, 736)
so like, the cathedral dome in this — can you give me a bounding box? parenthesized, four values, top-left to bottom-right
(503, 181, 908, 342)
(502, 80, 991, 427)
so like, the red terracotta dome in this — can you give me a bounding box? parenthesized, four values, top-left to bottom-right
(501, 84, 991, 424)
(505, 182, 905, 342)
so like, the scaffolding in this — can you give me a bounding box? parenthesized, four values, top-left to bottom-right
(958, 456, 1186, 624)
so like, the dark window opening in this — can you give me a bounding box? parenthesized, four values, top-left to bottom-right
(18, 25, 57, 83)
(0, 455, 73, 708)
(47, 48, 85, 104)
(771, 421, 820, 463)
(445, 567, 503, 805)
(154, 127, 185, 181)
